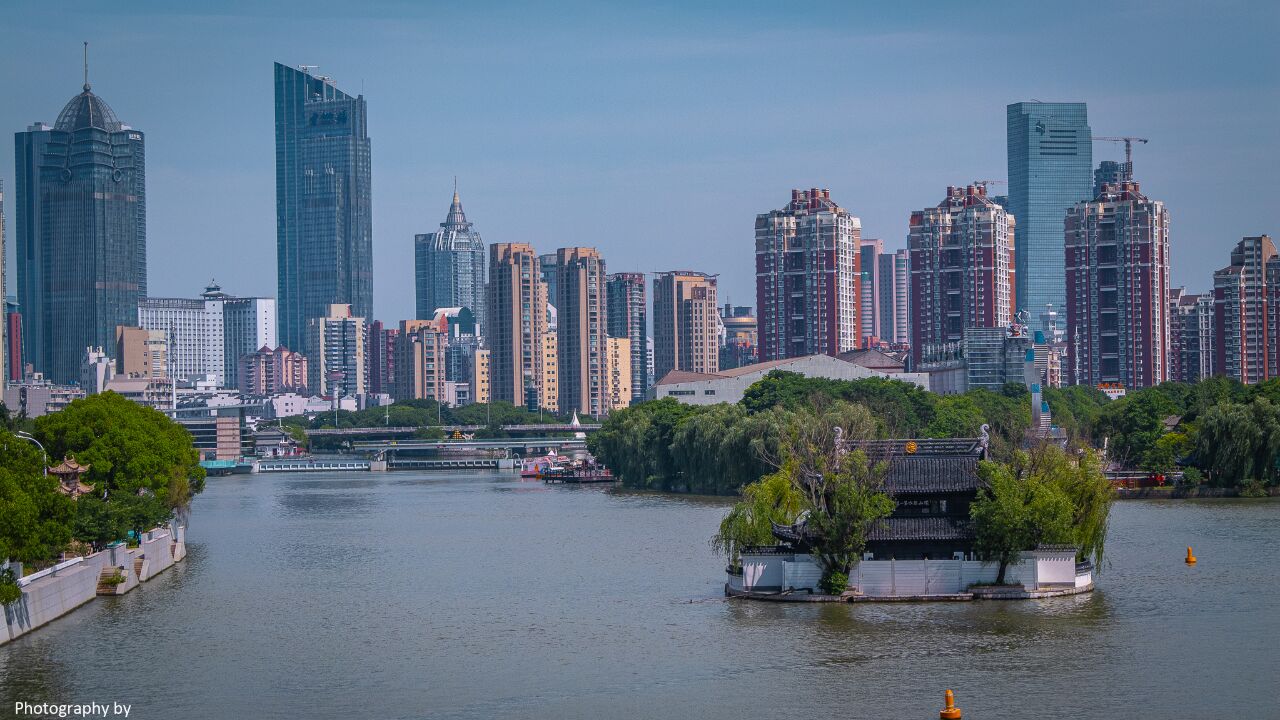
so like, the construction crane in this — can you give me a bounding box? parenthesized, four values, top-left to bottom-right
(1091, 136, 1149, 182)
(971, 179, 1006, 191)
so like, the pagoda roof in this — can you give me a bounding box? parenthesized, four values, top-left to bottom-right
(50, 456, 90, 475)
(868, 516, 974, 542)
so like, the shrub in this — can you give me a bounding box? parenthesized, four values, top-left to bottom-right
(818, 571, 849, 596)
(0, 567, 22, 606)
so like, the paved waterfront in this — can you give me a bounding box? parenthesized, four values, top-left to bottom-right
(1, 472, 1276, 719)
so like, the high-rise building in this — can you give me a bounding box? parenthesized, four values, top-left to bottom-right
(238, 345, 308, 396)
(274, 63, 372, 353)
(1168, 288, 1216, 384)
(305, 304, 366, 397)
(5, 299, 20, 383)
(719, 304, 758, 371)
(115, 326, 167, 379)
(487, 244, 546, 407)
(652, 271, 719, 382)
(1213, 236, 1278, 384)
(394, 318, 448, 402)
(415, 190, 486, 330)
(605, 272, 648, 402)
(540, 331, 559, 412)
(605, 337, 632, 411)
(471, 348, 491, 405)
(1007, 101, 1092, 332)
(365, 320, 397, 396)
(755, 188, 861, 361)
(554, 247, 609, 417)
(539, 252, 559, 314)
(1093, 160, 1125, 198)
(1065, 181, 1171, 389)
(138, 282, 275, 387)
(0, 180, 5, 392)
(878, 249, 910, 346)
(858, 239, 884, 342)
(908, 185, 1015, 366)
(15, 70, 147, 383)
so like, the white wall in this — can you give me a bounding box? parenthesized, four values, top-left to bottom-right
(656, 354, 930, 406)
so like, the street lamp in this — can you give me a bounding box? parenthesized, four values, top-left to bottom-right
(15, 431, 47, 476)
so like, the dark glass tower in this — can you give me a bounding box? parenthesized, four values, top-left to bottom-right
(14, 72, 146, 383)
(1007, 102, 1092, 333)
(415, 191, 486, 330)
(274, 63, 372, 352)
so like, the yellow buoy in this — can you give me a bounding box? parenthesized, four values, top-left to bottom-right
(940, 689, 962, 719)
(1186, 546, 1197, 565)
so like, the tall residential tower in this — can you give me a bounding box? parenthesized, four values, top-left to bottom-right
(605, 272, 648, 402)
(908, 185, 1015, 366)
(755, 188, 861, 361)
(652, 271, 719, 382)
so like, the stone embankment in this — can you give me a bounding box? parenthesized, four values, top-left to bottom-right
(1, 523, 187, 646)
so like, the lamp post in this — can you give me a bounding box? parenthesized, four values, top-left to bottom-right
(15, 431, 47, 476)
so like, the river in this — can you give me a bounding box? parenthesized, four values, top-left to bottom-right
(1, 471, 1276, 719)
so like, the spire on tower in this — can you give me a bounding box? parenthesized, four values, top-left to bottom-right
(83, 41, 90, 91)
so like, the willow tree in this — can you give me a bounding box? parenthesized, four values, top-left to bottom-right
(712, 400, 895, 594)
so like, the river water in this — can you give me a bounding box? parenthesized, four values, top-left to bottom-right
(1, 471, 1276, 719)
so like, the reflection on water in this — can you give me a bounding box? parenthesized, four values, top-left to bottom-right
(0, 473, 1275, 719)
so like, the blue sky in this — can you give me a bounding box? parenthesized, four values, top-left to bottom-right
(2, 0, 1277, 322)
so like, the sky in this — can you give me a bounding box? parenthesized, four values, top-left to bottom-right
(2, 0, 1277, 323)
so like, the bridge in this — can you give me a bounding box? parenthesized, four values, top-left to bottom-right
(305, 423, 601, 437)
(351, 438, 588, 454)
(258, 457, 509, 472)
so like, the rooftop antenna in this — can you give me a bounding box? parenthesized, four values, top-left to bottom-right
(83, 41, 89, 91)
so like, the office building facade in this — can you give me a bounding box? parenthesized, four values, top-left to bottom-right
(274, 63, 372, 352)
(1007, 101, 1092, 331)
(15, 79, 147, 383)
(138, 283, 274, 387)
(415, 191, 486, 330)
(755, 188, 861, 361)
(878, 249, 910, 346)
(719, 304, 758, 371)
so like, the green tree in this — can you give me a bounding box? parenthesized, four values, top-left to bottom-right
(0, 429, 75, 565)
(971, 459, 1075, 584)
(710, 466, 804, 565)
(1145, 432, 1192, 474)
(1194, 397, 1280, 487)
(926, 396, 986, 439)
(33, 392, 205, 535)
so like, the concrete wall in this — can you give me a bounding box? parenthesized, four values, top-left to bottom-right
(655, 354, 931, 406)
(735, 551, 1074, 597)
(1, 523, 186, 647)
(3, 559, 99, 644)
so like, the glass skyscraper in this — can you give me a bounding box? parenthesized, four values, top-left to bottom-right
(14, 78, 146, 383)
(1006, 102, 1092, 331)
(415, 191, 486, 330)
(274, 63, 372, 353)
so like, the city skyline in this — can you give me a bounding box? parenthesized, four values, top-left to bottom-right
(1, 2, 1276, 324)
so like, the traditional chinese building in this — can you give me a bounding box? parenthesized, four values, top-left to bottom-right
(50, 456, 93, 497)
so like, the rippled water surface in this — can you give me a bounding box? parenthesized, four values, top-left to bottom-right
(2, 472, 1276, 719)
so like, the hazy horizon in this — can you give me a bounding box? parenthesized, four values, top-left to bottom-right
(2, 0, 1277, 322)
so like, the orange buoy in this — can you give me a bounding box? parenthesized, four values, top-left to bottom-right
(940, 689, 962, 719)
(1185, 546, 1197, 565)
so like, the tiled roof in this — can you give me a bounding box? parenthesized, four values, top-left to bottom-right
(869, 516, 974, 541)
(837, 348, 906, 371)
(883, 455, 982, 494)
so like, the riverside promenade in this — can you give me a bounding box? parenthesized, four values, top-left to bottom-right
(1, 522, 187, 646)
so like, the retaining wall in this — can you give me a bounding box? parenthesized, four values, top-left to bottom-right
(1, 522, 186, 646)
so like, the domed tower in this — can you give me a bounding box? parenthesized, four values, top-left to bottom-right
(414, 185, 487, 330)
(14, 44, 147, 384)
